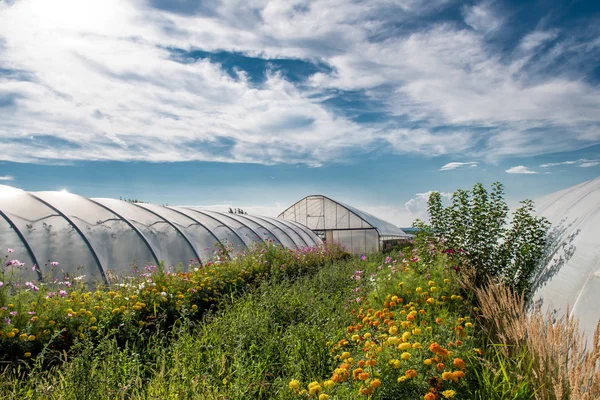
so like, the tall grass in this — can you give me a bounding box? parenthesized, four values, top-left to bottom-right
(475, 280, 600, 400)
(0, 257, 370, 399)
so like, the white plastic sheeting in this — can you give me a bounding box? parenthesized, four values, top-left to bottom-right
(278, 195, 409, 254)
(531, 176, 600, 344)
(0, 185, 321, 285)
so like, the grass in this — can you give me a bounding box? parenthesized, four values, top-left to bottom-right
(1, 243, 599, 399)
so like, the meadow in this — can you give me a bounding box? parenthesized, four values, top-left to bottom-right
(1, 239, 598, 399)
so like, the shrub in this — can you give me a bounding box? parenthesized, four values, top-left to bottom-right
(413, 182, 550, 296)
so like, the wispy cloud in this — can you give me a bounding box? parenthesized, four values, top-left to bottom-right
(540, 159, 600, 168)
(0, 0, 599, 165)
(506, 166, 539, 174)
(0, 175, 14, 181)
(440, 162, 478, 171)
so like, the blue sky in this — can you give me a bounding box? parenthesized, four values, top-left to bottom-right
(0, 0, 599, 225)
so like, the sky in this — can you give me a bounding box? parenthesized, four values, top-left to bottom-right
(0, 0, 599, 226)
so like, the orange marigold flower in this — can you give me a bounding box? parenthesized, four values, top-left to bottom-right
(353, 368, 363, 380)
(366, 359, 376, 367)
(358, 359, 366, 367)
(453, 358, 466, 370)
(453, 371, 466, 380)
(405, 369, 417, 378)
(370, 379, 382, 388)
(358, 372, 370, 381)
(435, 317, 443, 324)
(437, 363, 445, 370)
(424, 393, 436, 400)
(360, 386, 373, 396)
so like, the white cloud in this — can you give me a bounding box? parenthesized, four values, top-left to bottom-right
(404, 191, 452, 222)
(0, 0, 599, 165)
(540, 159, 600, 168)
(462, 1, 503, 34)
(505, 165, 538, 174)
(440, 161, 477, 171)
(0, 176, 14, 181)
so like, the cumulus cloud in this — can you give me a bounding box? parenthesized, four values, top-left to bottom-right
(0, 176, 14, 181)
(505, 166, 539, 174)
(404, 191, 452, 222)
(440, 162, 477, 171)
(0, 0, 599, 165)
(540, 159, 600, 168)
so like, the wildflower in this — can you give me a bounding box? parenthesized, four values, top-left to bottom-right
(405, 369, 417, 378)
(358, 372, 370, 381)
(442, 372, 454, 381)
(389, 359, 401, 369)
(7, 248, 13, 253)
(424, 358, 433, 365)
(359, 386, 373, 396)
(7, 331, 15, 338)
(0, 282, 3, 287)
(288, 380, 300, 391)
(424, 393, 436, 400)
(308, 382, 322, 396)
(50, 261, 59, 267)
(319, 394, 329, 400)
(442, 390, 456, 398)
(398, 342, 411, 351)
(453, 358, 466, 370)
(370, 379, 381, 388)
(452, 371, 466, 380)
(398, 376, 407, 382)
(24, 352, 31, 358)
(323, 380, 335, 389)
(465, 322, 473, 328)
(58, 290, 67, 298)
(401, 352, 411, 360)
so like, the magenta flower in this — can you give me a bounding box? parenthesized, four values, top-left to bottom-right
(360, 254, 366, 261)
(0, 281, 3, 287)
(58, 290, 67, 298)
(7, 248, 14, 253)
(50, 261, 59, 267)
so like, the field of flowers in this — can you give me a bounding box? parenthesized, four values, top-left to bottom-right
(287, 253, 478, 400)
(1, 239, 597, 399)
(0, 242, 347, 362)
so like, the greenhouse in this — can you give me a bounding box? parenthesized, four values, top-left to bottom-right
(531, 176, 600, 345)
(278, 195, 410, 254)
(0, 185, 321, 285)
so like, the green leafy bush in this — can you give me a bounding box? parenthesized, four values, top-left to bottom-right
(413, 182, 550, 296)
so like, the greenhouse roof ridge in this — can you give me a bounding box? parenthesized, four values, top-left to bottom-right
(279, 194, 409, 238)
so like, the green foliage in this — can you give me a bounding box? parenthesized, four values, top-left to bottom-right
(413, 182, 550, 296)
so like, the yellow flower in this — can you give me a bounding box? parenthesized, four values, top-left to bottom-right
(389, 326, 398, 336)
(412, 328, 422, 335)
(424, 358, 433, 365)
(428, 280, 436, 286)
(352, 334, 360, 342)
(465, 322, 473, 328)
(318, 394, 329, 400)
(442, 371, 454, 381)
(19, 333, 28, 341)
(30, 316, 38, 322)
(7, 332, 15, 339)
(401, 352, 411, 360)
(323, 380, 335, 389)
(28, 335, 36, 341)
(402, 331, 411, 341)
(340, 351, 351, 360)
(389, 359, 401, 369)
(91, 326, 98, 331)
(398, 342, 411, 351)
(288, 380, 300, 390)
(89, 317, 97, 323)
(412, 342, 422, 349)
(24, 352, 31, 358)
(397, 376, 407, 383)
(442, 389, 456, 398)
(388, 336, 399, 345)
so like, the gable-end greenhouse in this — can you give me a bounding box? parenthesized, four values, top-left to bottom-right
(278, 195, 410, 254)
(0, 185, 321, 285)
